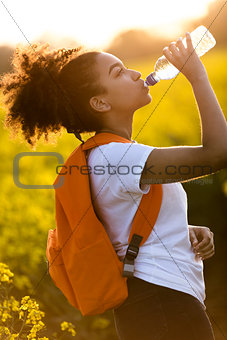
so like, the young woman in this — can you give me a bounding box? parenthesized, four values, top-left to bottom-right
(1, 33, 226, 339)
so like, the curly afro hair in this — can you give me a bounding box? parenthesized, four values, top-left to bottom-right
(0, 42, 107, 149)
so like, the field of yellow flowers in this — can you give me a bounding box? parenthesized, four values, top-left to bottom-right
(0, 47, 227, 339)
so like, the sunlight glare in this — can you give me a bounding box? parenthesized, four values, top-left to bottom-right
(0, 0, 215, 49)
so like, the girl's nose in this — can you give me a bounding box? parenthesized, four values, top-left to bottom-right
(132, 70, 142, 81)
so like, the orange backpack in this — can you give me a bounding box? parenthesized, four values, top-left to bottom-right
(46, 132, 163, 316)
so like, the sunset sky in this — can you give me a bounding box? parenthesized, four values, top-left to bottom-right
(0, 0, 216, 49)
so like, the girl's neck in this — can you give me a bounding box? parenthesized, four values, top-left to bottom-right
(95, 129, 133, 142)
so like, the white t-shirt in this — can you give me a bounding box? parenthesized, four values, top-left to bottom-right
(86, 141, 206, 310)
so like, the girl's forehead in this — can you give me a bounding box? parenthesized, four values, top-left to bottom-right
(98, 52, 122, 65)
(96, 53, 124, 80)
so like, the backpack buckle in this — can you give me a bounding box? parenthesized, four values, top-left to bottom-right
(123, 234, 143, 278)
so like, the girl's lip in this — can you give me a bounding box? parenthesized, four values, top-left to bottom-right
(141, 80, 148, 88)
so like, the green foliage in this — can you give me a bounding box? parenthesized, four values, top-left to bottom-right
(1, 48, 227, 339)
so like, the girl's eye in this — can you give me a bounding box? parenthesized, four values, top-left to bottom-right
(117, 67, 128, 76)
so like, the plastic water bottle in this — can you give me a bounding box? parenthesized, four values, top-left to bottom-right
(145, 25, 216, 86)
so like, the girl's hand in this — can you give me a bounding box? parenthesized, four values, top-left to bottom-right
(162, 32, 208, 85)
(188, 225, 215, 261)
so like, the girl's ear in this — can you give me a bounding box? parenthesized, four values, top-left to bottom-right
(89, 96, 111, 113)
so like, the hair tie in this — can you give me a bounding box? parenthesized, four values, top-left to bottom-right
(74, 131, 85, 144)
(66, 127, 84, 144)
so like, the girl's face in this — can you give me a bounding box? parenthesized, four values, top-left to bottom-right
(91, 52, 152, 115)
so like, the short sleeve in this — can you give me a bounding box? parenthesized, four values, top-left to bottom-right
(101, 142, 157, 196)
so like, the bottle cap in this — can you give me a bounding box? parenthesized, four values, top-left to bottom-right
(145, 72, 160, 86)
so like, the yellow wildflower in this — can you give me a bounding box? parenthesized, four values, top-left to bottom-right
(10, 296, 20, 312)
(61, 321, 68, 331)
(0, 263, 14, 285)
(9, 334, 19, 339)
(60, 321, 76, 336)
(0, 326, 10, 335)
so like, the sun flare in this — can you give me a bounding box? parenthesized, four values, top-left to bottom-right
(0, 0, 215, 49)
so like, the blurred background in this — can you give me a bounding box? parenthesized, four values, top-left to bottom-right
(0, 0, 227, 339)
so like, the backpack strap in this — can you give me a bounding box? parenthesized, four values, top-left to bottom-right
(123, 184, 163, 277)
(82, 132, 163, 278)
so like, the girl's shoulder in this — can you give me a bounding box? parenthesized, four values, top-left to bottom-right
(87, 142, 157, 179)
(87, 141, 156, 161)
(89, 140, 156, 153)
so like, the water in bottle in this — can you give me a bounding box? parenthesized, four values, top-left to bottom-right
(145, 25, 216, 86)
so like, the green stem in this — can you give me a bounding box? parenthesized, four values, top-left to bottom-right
(17, 310, 28, 339)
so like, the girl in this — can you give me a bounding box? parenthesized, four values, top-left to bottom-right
(0, 32, 226, 339)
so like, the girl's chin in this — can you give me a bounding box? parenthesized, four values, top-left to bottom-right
(139, 95, 152, 109)
(146, 94, 152, 103)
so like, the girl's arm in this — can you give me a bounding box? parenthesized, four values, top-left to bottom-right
(140, 32, 227, 185)
(163, 32, 227, 156)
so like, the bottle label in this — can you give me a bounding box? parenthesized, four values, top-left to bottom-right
(145, 72, 160, 86)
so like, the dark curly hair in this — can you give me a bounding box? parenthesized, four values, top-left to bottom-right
(0, 42, 107, 149)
